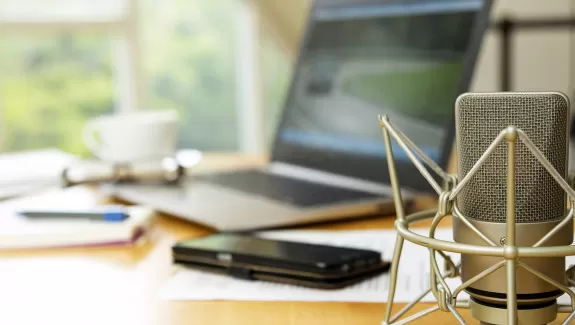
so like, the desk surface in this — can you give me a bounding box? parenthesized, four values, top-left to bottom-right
(0, 154, 566, 325)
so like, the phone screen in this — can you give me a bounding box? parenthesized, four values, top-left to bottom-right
(176, 233, 381, 268)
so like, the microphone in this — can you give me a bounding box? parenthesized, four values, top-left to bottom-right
(377, 92, 575, 325)
(455, 92, 571, 324)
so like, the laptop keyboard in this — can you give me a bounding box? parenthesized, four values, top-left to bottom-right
(194, 169, 385, 207)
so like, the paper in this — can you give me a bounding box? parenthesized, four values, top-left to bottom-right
(0, 149, 76, 199)
(161, 228, 575, 304)
(160, 228, 462, 303)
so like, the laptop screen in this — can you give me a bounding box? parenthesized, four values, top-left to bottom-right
(271, 0, 491, 192)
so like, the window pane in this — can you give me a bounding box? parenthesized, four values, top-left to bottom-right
(0, 0, 241, 154)
(0, 35, 114, 156)
(141, 0, 239, 151)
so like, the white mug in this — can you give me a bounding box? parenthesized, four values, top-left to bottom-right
(82, 110, 179, 163)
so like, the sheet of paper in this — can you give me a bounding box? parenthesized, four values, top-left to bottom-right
(160, 228, 460, 302)
(160, 228, 575, 304)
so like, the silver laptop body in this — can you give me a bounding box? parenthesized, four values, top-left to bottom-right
(109, 162, 410, 230)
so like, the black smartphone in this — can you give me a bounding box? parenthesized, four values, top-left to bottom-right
(172, 233, 390, 289)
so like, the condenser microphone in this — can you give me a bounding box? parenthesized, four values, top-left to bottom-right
(454, 92, 572, 324)
(378, 91, 575, 325)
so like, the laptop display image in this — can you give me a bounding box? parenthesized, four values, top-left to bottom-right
(273, 0, 489, 191)
(282, 1, 479, 162)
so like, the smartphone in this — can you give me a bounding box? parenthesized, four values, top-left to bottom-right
(172, 233, 390, 289)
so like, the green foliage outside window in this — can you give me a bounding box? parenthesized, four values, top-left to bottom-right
(0, 0, 290, 156)
(0, 36, 114, 157)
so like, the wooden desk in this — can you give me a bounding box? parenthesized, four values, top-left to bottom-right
(0, 154, 564, 325)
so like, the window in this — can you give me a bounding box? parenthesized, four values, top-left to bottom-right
(0, 36, 114, 156)
(0, 0, 248, 155)
(142, 0, 239, 151)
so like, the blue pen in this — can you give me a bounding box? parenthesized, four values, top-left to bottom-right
(18, 205, 129, 222)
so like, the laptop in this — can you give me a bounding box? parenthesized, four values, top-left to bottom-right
(109, 0, 492, 231)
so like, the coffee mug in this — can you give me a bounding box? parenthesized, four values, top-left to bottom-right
(82, 110, 179, 163)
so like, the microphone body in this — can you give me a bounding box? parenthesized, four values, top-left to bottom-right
(454, 92, 572, 323)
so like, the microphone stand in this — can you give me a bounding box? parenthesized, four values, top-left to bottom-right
(378, 115, 575, 325)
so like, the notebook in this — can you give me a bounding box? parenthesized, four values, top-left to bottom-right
(0, 205, 155, 249)
(0, 149, 77, 200)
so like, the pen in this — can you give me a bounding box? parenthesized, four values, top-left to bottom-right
(18, 206, 129, 222)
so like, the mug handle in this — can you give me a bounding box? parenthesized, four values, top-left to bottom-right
(82, 120, 103, 157)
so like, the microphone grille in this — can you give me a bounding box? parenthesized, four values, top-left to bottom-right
(456, 92, 569, 223)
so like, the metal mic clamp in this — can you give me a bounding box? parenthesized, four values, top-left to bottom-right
(378, 115, 575, 325)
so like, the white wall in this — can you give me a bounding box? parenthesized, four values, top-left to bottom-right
(472, 0, 574, 99)
(250, 0, 310, 60)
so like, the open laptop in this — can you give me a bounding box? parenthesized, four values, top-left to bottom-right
(109, 0, 492, 231)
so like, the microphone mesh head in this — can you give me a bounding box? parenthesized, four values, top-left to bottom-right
(456, 92, 569, 223)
